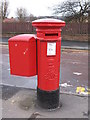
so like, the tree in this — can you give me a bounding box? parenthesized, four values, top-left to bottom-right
(16, 7, 28, 22)
(29, 14, 37, 22)
(0, 0, 9, 20)
(52, 0, 90, 23)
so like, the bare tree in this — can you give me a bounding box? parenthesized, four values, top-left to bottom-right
(29, 14, 37, 21)
(0, 0, 9, 20)
(52, 0, 90, 22)
(16, 7, 28, 22)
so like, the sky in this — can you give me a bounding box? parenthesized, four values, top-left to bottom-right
(8, 0, 66, 18)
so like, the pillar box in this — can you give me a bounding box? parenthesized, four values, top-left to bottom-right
(32, 18, 65, 109)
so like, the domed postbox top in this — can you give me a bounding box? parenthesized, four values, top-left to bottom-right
(32, 18, 65, 40)
(32, 18, 65, 28)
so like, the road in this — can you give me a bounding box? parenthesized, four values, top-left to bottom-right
(0, 37, 88, 50)
(0, 44, 88, 94)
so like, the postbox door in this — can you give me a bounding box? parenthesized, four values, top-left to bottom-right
(37, 40, 61, 91)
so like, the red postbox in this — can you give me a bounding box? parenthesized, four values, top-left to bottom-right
(8, 34, 36, 77)
(32, 18, 65, 109)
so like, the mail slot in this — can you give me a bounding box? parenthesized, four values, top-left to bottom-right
(8, 34, 36, 77)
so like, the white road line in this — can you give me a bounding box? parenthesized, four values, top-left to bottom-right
(73, 72, 82, 75)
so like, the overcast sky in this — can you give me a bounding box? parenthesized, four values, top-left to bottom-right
(8, 0, 66, 18)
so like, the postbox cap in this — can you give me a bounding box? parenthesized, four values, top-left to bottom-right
(8, 34, 36, 42)
(32, 18, 65, 27)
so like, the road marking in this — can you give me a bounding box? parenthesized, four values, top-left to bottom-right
(73, 72, 82, 75)
(72, 62, 79, 64)
(0, 83, 15, 87)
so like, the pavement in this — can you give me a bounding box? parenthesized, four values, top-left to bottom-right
(0, 44, 89, 119)
(1, 85, 89, 119)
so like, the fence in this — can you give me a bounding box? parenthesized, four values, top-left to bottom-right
(62, 23, 88, 35)
(2, 22, 88, 35)
(2, 22, 34, 34)
(2, 22, 89, 41)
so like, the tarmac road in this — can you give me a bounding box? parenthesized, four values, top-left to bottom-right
(0, 44, 88, 94)
(0, 37, 88, 50)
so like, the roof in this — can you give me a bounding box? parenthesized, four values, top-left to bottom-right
(3, 18, 18, 23)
